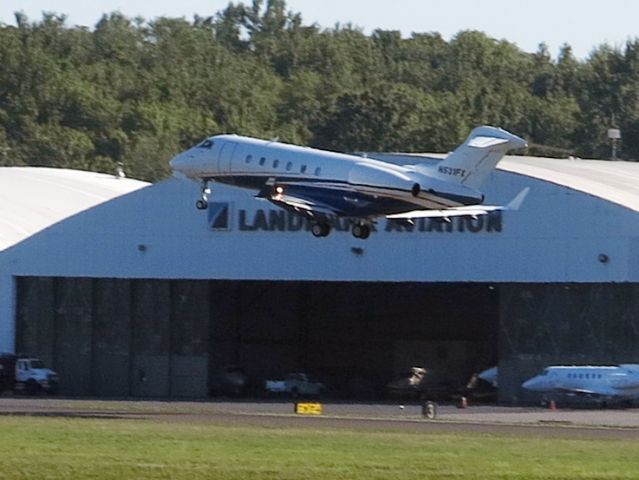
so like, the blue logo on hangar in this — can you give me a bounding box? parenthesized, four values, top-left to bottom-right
(207, 202, 231, 230)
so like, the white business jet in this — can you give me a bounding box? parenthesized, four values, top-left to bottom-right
(170, 126, 528, 239)
(522, 365, 639, 404)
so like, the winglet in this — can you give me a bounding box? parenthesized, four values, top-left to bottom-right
(506, 187, 530, 211)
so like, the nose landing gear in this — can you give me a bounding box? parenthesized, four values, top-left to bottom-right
(196, 180, 211, 210)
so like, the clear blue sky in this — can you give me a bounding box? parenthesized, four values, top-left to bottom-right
(2, 0, 638, 59)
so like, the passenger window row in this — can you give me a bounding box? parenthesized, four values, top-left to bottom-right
(567, 373, 602, 379)
(245, 154, 321, 176)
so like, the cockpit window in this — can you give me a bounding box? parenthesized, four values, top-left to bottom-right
(198, 139, 214, 149)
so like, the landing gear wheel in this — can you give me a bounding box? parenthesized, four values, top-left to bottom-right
(311, 222, 331, 237)
(352, 224, 371, 239)
(196, 180, 211, 211)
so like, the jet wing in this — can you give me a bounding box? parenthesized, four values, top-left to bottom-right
(558, 387, 602, 396)
(256, 177, 343, 217)
(386, 187, 529, 221)
(554, 385, 626, 398)
(263, 192, 342, 217)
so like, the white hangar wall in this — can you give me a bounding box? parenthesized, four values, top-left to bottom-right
(0, 159, 637, 283)
(3, 159, 639, 399)
(0, 275, 15, 352)
(0, 167, 149, 353)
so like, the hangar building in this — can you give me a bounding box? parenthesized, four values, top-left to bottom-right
(1, 153, 639, 403)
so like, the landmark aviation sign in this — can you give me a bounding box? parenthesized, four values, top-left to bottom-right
(208, 203, 504, 234)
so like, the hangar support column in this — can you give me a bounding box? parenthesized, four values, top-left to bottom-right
(0, 276, 16, 352)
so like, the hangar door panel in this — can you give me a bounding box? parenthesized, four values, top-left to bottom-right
(130, 281, 171, 397)
(54, 278, 93, 396)
(93, 279, 132, 396)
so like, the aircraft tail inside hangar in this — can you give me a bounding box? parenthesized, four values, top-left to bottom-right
(3, 155, 639, 403)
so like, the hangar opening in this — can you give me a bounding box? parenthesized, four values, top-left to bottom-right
(15, 277, 499, 398)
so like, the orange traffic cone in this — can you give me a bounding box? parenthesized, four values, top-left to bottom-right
(548, 400, 557, 410)
(457, 396, 468, 409)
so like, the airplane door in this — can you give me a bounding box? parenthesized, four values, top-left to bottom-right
(217, 141, 238, 176)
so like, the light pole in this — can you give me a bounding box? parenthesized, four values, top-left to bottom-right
(607, 128, 621, 160)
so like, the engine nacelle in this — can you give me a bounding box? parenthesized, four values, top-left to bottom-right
(411, 175, 485, 205)
(348, 162, 417, 193)
(348, 161, 485, 206)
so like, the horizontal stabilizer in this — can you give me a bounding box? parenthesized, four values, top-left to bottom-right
(467, 136, 509, 148)
(423, 126, 527, 190)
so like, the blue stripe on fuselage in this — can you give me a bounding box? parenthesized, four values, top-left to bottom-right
(218, 174, 479, 217)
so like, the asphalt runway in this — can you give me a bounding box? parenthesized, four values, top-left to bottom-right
(1, 397, 639, 439)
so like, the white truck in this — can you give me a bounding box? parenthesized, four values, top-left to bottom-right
(0, 354, 59, 395)
(264, 372, 326, 397)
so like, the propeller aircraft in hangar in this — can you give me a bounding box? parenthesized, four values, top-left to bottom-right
(170, 126, 529, 239)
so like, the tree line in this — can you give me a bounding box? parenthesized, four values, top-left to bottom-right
(1, 0, 638, 181)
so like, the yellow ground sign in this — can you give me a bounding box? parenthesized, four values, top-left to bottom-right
(295, 402, 323, 415)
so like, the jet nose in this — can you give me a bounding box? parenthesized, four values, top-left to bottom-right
(521, 377, 540, 391)
(169, 153, 197, 176)
(169, 154, 184, 171)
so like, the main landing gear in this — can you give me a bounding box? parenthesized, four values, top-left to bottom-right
(351, 223, 371, 240)
(311, 221, 372, 239)
(196, 180, 211, 210)
(311, 222, 331, 238)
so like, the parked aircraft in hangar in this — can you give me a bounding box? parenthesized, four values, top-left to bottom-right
(522, 364, 639, 405)
(170, 126, 529, 239)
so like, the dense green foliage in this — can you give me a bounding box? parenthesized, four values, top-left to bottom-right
(1, 0, 639, 181)
(1, 416, 638, 479)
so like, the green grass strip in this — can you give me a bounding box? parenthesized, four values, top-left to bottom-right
(0, 416, 637, 479)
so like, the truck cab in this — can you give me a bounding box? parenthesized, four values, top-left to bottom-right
(0, 354, 58, 395)
(15, 357, 58, 394)
(265, 372, 326, 397)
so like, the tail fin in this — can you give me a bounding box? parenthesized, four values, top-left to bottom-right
(425, 126, 527, 189)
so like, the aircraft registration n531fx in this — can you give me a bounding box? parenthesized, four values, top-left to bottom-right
(169, 126, 529, 239)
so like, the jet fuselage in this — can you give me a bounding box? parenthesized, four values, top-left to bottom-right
(169, 126, 527, 238)
(522, 365, 639, 400)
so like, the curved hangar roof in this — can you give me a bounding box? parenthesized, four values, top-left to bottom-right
(500, 156, 639, 212)
(2, 156, 639, 283)
(383, 153, 639, 213)
(2, 157, 639, 251)
(0, 167, 149, 252)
